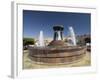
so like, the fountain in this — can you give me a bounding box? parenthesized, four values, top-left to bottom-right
(28, 25, 86, 64)
(38, 30, 45, 47)
(35, 30, 45, 47)
(69, 26, 77, 46)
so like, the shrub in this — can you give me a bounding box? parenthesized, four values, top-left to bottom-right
(23, 38, 35, 49)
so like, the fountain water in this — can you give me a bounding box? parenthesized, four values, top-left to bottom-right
(69, 26, 77, 46)
(58, 31, 62, 40)
(38, 30, 45, 47)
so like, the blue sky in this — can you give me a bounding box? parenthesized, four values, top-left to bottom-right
(23, 10, 90, 39)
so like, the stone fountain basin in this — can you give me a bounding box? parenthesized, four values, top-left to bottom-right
(28, 46, 86, 63)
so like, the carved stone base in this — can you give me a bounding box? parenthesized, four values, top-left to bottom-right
(28, 46, 86, 64)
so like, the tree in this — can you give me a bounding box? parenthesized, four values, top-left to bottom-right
(64, 38, 68, 42)
(23, 38, 35, 49)
(84, 37, 91, 43)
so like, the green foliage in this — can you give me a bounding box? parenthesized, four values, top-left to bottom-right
(23, 38, 35, 46)
(84, 38, 90, 43)
(64, 38, 68, 42)
(77, 40, 83, 46)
